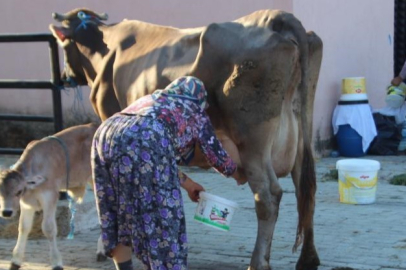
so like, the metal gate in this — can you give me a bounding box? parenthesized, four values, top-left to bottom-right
(0, 33, 63, 155)
(394, 0, 406, 76)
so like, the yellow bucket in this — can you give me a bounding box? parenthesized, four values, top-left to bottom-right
(342, 77, 366, 94)
(336, 159, 380, 204)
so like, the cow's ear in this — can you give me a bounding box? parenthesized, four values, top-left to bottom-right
(26, 175, 46, 189)
(49, 25, 71, 42)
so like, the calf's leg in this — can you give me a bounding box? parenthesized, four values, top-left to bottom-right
(40, 192, 63, 270)
(10, 206, 35, 270)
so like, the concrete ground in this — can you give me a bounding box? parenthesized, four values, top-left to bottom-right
(0, 154, 405, 270)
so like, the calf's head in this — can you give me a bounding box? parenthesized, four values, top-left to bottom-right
(0, 170, 46, 219)
(49, 8, 108, 87)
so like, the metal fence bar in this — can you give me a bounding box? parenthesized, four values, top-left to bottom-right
(0, 33, 55, 43)
(0, 148, 24, 155)
(48, 36, 63, 132)
(0, 114, 54, 122)
(0, 33, 63, 155)
(0, 80, 54, 89)
(51, 84, 63, 132)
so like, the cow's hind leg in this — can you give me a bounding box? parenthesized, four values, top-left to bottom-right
(40, 192, 63, 270)
(10, 206, 36, 270)
(243, 152, 282, 270)
(291, 147, 319, 270)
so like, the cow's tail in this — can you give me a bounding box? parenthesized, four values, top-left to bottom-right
(293, 30, 322, 252)
(293, 143, 316, 252)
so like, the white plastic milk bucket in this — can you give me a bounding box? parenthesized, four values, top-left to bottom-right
(336, 159, 380, 204)
(194, 191, 238, 231)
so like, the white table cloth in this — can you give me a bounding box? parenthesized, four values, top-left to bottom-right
(332, 104, 377, 152)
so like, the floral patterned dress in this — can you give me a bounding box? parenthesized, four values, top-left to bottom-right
(91, 82, 236, 270)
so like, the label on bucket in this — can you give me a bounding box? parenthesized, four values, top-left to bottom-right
(342, 77, 366, 95)
(194, 195, 236, 231)
(338, 170, 378, 204)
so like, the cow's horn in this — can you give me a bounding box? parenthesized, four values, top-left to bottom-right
(52, 12, 69, 22)
(97, 12, 108, 21)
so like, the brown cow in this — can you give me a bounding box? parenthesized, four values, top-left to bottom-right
(50, 8, 323, 270)
(0, 123, 104, 270)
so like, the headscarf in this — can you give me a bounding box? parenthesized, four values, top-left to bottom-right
(152, 76, 208, 110)
(121, 76, 208, 117)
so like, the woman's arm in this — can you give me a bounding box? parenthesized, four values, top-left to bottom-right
(197, 117, 237, 177)
(392, 60, 406, 86)
(179, 170, 205, 202)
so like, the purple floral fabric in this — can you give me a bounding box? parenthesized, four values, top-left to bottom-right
(91, 77, 236, 270)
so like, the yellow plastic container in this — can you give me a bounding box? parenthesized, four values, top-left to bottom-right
(336, 159, 380, 204)
(342, 77, 366, 94)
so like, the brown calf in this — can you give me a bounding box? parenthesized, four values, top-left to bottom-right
(0, 123, 103, 270)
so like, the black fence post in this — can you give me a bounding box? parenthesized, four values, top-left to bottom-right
(0, 33, 64, 154)
(49, 37, 63, 132)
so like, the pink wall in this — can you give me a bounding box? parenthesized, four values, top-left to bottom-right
(294, 0, 394, 146)
(0, 0, 394, 154)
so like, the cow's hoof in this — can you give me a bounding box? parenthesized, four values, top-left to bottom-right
(96, 253, 107, 262)
(296, 247, 320, 270)
(52, 266, 64, 270)
(247, 265, 272, 270)
(9, 263, 21, 270)
(296, 257, 320, 270)
(296, 266, 317, 270)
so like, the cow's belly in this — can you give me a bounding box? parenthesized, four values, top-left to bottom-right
(188, 111, 299, 178)
(272, 110, 299, 177)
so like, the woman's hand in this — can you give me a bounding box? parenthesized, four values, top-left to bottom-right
(391, 76, 403, 86)
(181, 177, 205, 202)
(232, 167, 248, 186)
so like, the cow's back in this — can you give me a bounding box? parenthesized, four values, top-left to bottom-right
(103, 20, 204, 107)
(57, 123, 98, 184)
(17, 123, 98, 190)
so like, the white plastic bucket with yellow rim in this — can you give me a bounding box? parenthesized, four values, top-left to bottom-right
(336, 159, 380, 204)
(340, 77, 368, 101)
(194, 191, 238, 231)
